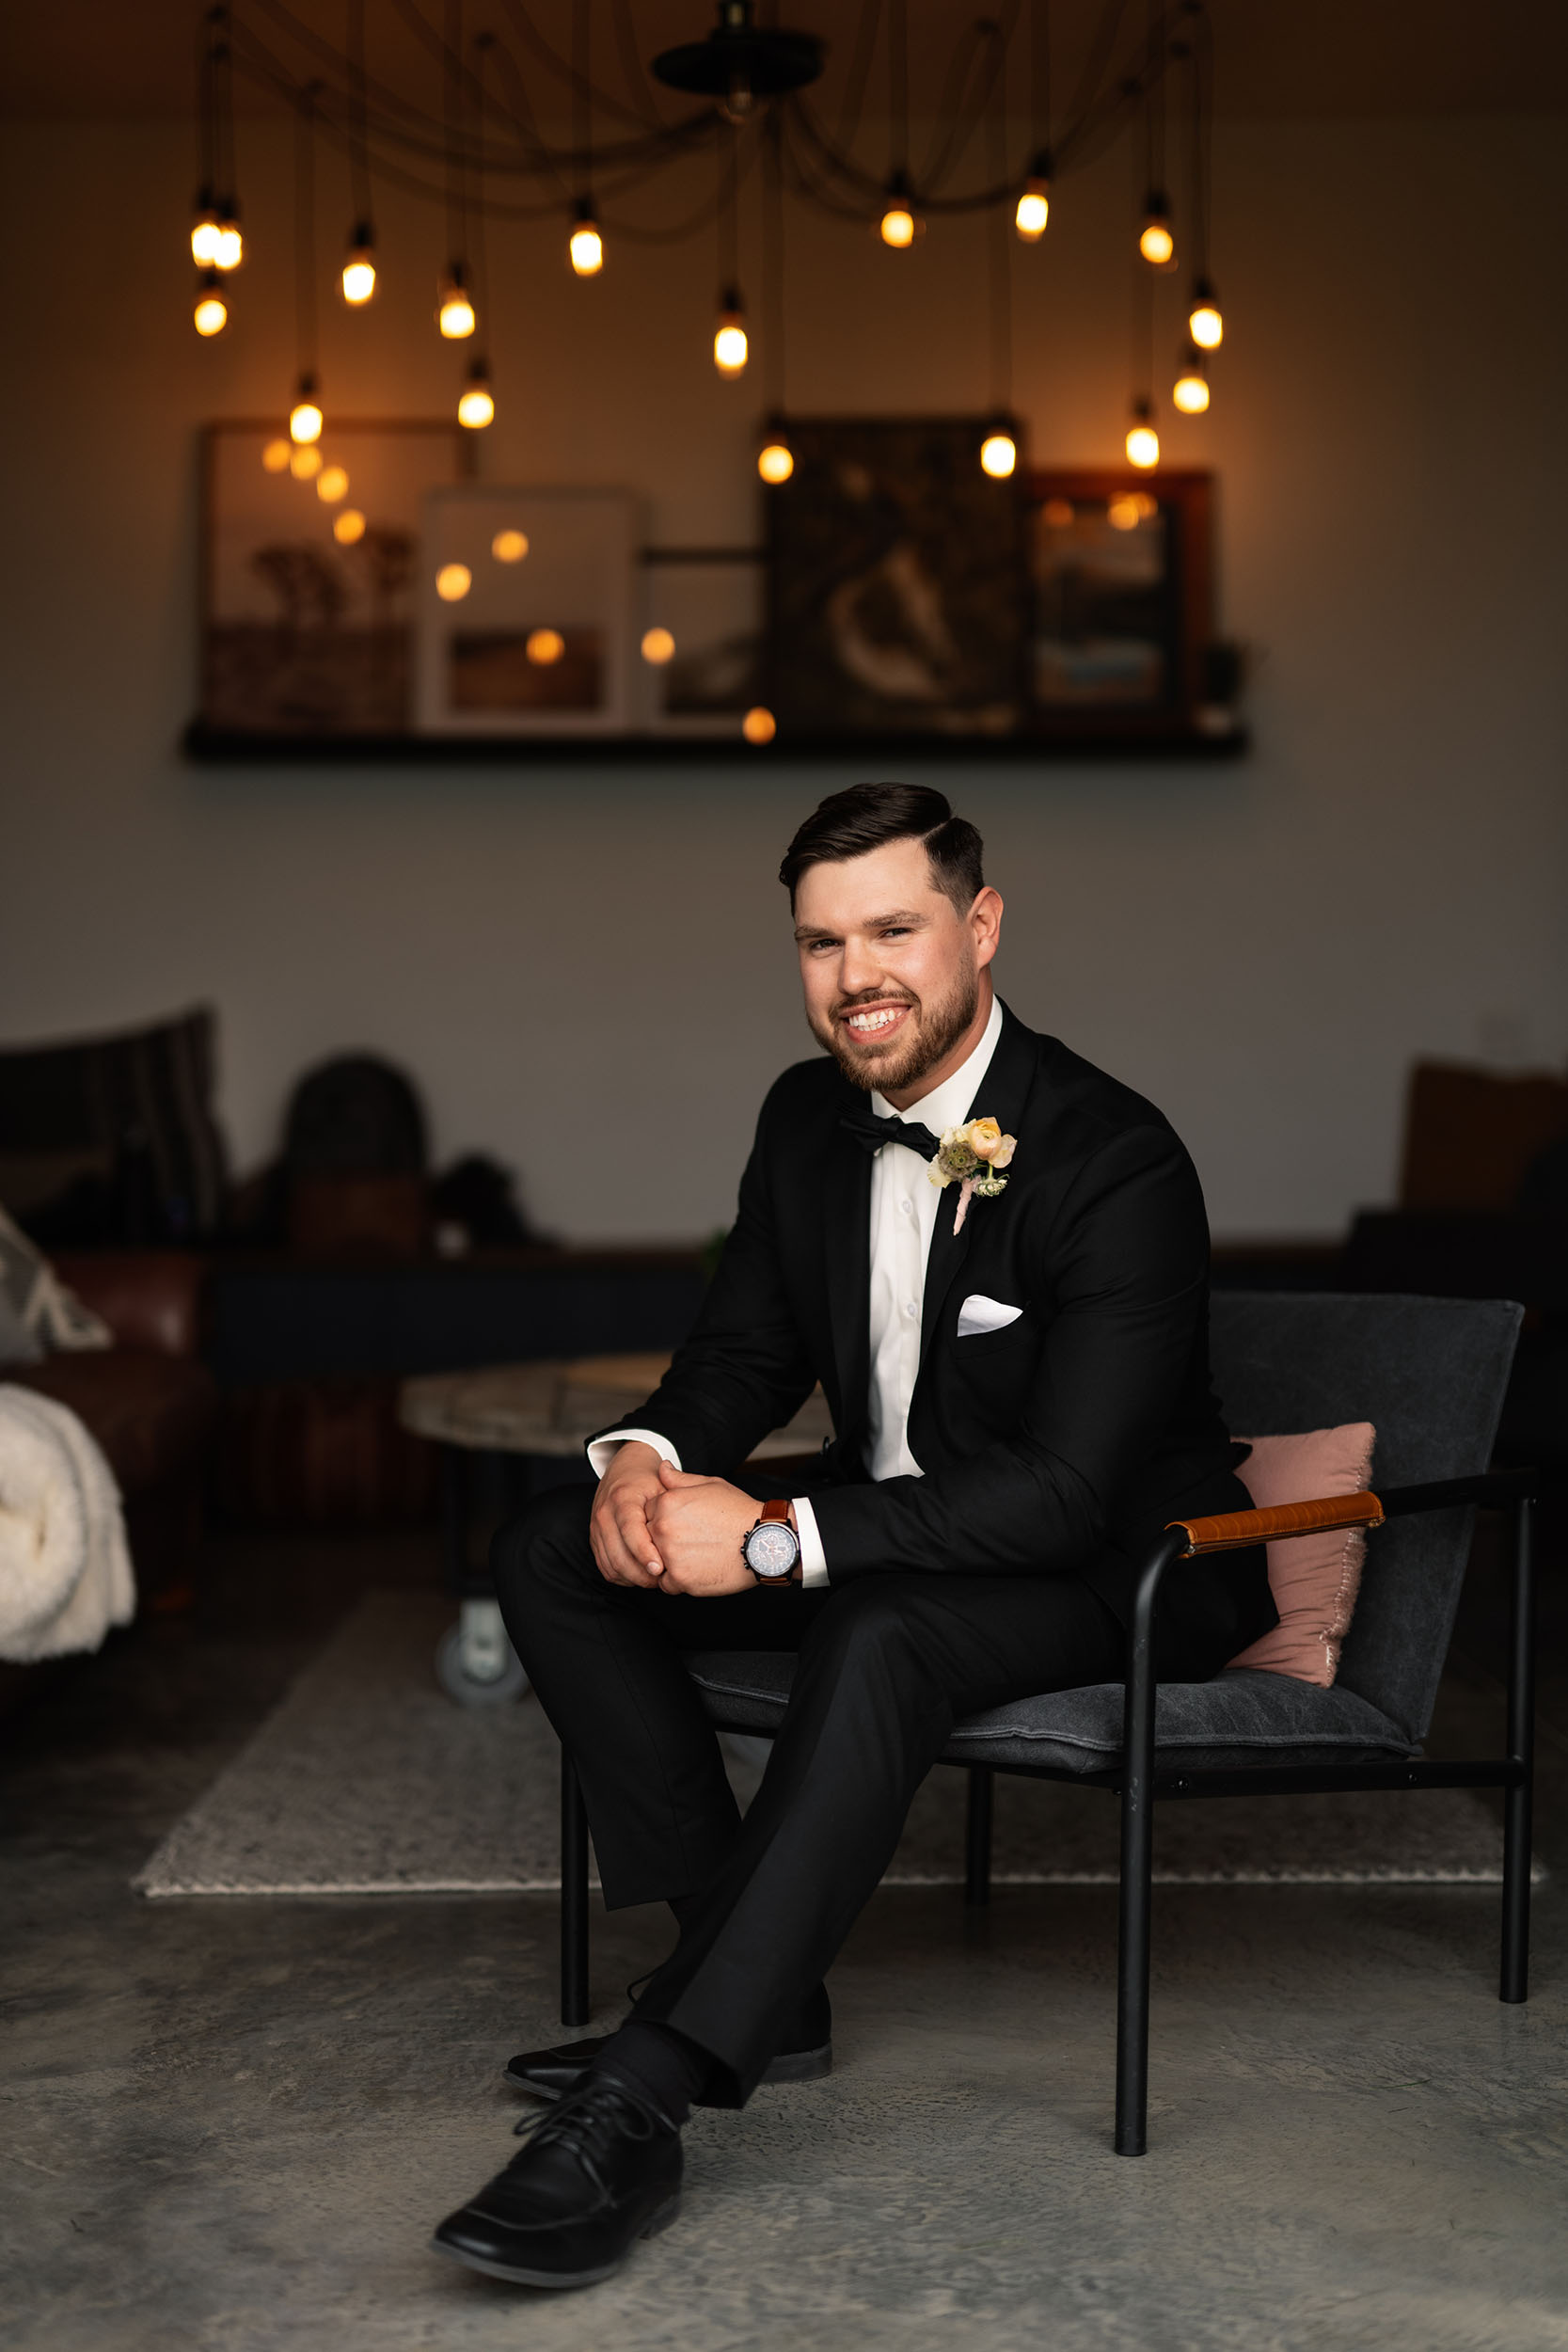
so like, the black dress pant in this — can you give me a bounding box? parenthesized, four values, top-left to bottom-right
(493, 1482, 1229, 2106)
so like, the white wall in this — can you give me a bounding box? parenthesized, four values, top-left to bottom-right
(2, 111, 1564, 1240)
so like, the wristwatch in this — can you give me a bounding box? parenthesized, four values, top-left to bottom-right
(741, 1499, 800, 1584)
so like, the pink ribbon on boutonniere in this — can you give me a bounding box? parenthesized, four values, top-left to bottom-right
(928, 1118, 1018, 1234)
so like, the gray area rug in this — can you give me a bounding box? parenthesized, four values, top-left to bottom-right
(137, 1591, 1521, 1898)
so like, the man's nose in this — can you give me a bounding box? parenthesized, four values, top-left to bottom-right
(838, 935, 884, 995)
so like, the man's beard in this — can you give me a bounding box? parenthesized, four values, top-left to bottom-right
(812, 964, 981, 1097)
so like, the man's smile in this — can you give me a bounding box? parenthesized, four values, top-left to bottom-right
(839, 1001, 914, 1041)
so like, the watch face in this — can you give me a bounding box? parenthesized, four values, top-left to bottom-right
(745, 1521, 799, 1579)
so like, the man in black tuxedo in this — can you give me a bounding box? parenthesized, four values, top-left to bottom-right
(433, 783, 1274, 2289)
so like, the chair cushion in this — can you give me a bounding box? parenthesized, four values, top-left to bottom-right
(685, 1652, 1413, 1776)
(1226, 1422, 1375, 1686)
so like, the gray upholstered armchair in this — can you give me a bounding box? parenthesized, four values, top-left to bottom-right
(558, 1293, 1535, 2153)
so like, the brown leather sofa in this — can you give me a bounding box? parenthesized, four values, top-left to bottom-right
(8, 1252, 217, 1611)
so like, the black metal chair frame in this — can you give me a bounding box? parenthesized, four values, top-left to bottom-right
(558, 1468, 1539, 2155)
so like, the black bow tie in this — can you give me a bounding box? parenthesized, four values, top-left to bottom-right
(839, 1104, 941, 1161)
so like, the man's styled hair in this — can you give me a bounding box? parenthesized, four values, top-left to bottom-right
(779, 783, 985, 914)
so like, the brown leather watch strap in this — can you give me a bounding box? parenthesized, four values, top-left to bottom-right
(1168, 1491, 1385, 1556)
(759, 1499, 792, 1525)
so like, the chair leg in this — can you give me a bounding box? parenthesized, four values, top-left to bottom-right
(560, 1751, 591, 2028)
(1115, 1780, 1154, 2156)
(1501, 1495, 1536, 2004)
(965, 1766, 994, 1906)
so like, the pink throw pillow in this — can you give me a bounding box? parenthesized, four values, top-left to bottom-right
(1225, 1423, 1376, 1687)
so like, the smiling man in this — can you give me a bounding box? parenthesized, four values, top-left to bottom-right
(432, 782, 1275, 2289)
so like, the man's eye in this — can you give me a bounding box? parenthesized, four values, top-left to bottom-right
(880, 926, 911, 939)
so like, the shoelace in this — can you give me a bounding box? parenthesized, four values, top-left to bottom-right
(509, 2075, 664, 2196)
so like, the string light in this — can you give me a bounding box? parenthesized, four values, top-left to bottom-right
(261, 438, 292, 473)
(527, 628, 565, 663)
(879, 172, 920, 248)
(1137, 194, 1175, 268)
(341, 224, 377, 304)
(1015, 151, 1051, 242)
(289, 372, 324, 444)
(436, 563, 471, 601)
(641, 627, 675, 663)
(457, 358, 495, 429)
(334, 508, 366, 543)
(742, 706, 777, 744)
(492, 529, 529, 562)
(569, 199, 604, 277)
(212, 206, 244, 270)
(316, 464, 350, 501)
(1172, 348, 1210, 413)
(714, 289, 748, 377)
(757, 420, 795, 484)
(437, 266, 477, 340)
(193, 272, 229, 337)
(979, 427, 1017, 480)
(290, 444, 323, 479)
(191, 194, 222, 266)
(1125, 396, 1160, 469)
(1188, 276, 1224, 349)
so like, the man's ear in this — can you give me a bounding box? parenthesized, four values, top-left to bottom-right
(971, 884, 1004, 966)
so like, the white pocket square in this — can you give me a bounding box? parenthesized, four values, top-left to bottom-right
(957, 1295, 1024, 1338)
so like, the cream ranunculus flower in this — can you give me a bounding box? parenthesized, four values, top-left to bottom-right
(967, 1118, 1005, 1161)
(989, 1133, 1017, 1170)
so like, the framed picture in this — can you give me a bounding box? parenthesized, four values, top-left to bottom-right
(766, 416, 1030, 739)
(413, 486, 639, 736)
(638, 549, 767, 734)
(1024, 469, 1213, 736)
(198, 420, 470, 737)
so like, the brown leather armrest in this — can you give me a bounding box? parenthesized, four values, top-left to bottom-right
(1167, 1491, 1385, 1556)
(51, 1251, 208, 1359)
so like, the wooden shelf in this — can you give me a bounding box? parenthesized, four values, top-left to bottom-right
(182, 721, 1251, 766)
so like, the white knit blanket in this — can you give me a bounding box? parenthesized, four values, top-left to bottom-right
(0, 1384, 135, 1661)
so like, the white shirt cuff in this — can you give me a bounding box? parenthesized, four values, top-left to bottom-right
(793, 1495, 829, 1587)
(585, 1427, 682, 1480)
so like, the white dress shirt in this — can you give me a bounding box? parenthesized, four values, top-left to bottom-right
(589, 993, 1005, 1589)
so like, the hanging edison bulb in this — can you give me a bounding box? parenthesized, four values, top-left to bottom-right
(290, 372, 324, 444)
(191, 191, 221, 266)
(757, 419, 794, 484)
(1125, 397, 1160, 469)
(569, 200, 604, 277)
(341, 224, 377, 305)
(979, 426, 1018, 480)
(213, 204, 244, 271)
(1015, 153, 1051, 243)
(1188, 276, 1224, 349)
(1137, 193, 1176, 268)
(457, 358, 496, 430)
(713, 289, 748, 378)
(436, 265, 477, 340)
(193, 271, 229, 337)
(879, 173, 920, 249)
(1172, 348, 1211, 414)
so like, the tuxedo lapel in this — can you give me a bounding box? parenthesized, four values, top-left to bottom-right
(821, 1109, 873, 1450)
(917, 1003, 1039, 1380)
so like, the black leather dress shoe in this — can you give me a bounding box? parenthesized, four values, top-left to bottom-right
(432, 2074, 682, 2289)
(504, 1985, 832, 2100)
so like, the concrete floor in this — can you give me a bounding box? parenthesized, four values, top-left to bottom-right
(4, 1525, 1567, 2352)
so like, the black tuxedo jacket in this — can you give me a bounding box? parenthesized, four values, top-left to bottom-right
(612, 1002, 1275, 1658)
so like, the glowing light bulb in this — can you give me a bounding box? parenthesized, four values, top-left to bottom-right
(1015, 180, 1050, 242)
(289, 375, 323, 443)
(457, 361, 495, 430)
(757, 438, 794, 485)
(1188, 277, 1224, 349)
(1172, 350, 1210, 414)
(261, 438, 292, 473)
(980, 431, 1017, 480)
(436, 563, 472, 602)
(214, 216, 243, 271)
(641, 627, 675, 664)
(1125, 399, 1160, 469)
(334, 508, 366, 544)
(1138, 196, 1175, 269)
(191, 195, 221, 266)
(879, 204, 916, 248)
(437, 268, 477, 339)
(290, 445, 324, 479)
(713, 294, 748, 377)
(527, 628, 565, 664)
(569, 203, 604, 277)
(341, 226, 376, 305)
(1106, 495, 1142, 532)
(492, 529, 529, 563)
(742, 706, 776, 745)
(316, 464, 350, 501)
(193, 273, 228, 337)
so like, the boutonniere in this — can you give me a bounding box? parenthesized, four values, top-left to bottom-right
(928, 1117, 1018, 1233)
